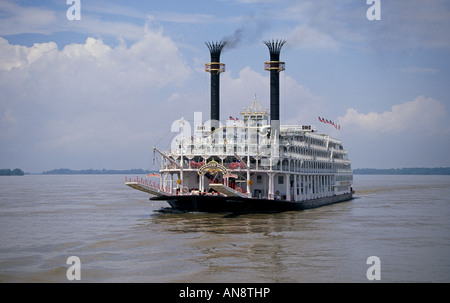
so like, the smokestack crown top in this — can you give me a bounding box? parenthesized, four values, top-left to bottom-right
(205, 41, 227, 62)
(264, 39, 286, 61)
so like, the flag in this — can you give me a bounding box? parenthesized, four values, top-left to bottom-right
(229, 116, 235, 121)
(318, 116, 340, 130)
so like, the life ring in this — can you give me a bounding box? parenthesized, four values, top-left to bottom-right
(275, 190, 280, 195)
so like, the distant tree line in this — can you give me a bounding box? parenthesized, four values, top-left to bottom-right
(42, 168, 153, 175)
(0, 168, 25, 176)
(354, 167, 450, 175)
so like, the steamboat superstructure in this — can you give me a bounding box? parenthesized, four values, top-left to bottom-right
(126, 40, 353, 212)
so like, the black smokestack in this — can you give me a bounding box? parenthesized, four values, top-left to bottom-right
(264, 39, 286, 137)
(205, 41, 226, 131)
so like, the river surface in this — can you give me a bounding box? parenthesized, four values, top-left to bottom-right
(0, 174, 449, 282)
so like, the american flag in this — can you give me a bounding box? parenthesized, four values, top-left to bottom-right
(318, 116, 340, 130)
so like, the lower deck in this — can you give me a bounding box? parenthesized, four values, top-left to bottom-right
(157, 169, 353, 202)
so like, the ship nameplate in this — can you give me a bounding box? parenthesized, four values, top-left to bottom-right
(198, 160, 228, 176)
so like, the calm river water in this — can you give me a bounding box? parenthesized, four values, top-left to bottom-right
(0, 174, 449, 282)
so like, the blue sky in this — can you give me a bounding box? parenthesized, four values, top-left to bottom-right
(1, 0, 449, 172)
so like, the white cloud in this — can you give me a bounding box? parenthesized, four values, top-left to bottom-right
(275, 0, 450, 51)
(0, 26, 192, 171)
(0, 37, 58, 71)
(65, 17, 148, 42)
(0, 1, 149, 43)
(0, 1, 58, 35)
(339, 95, 447, 133)
(219, 66, 323, 124)
(384, 0, 450, 49)
(221, 66, 268, 109)
(287, 25, 339, 50)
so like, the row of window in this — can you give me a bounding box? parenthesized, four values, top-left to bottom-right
(161, 155, 351, 172)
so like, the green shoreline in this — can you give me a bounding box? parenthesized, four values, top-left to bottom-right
(0, 168, 25, 176)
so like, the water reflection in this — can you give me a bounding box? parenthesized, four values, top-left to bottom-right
(145, 210, 310, 235)
(128, 206, 357, 282)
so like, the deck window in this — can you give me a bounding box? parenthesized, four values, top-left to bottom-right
(278, 175, 284, 184)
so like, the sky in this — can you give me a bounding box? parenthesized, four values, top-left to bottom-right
(1, 0, 449, 173)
